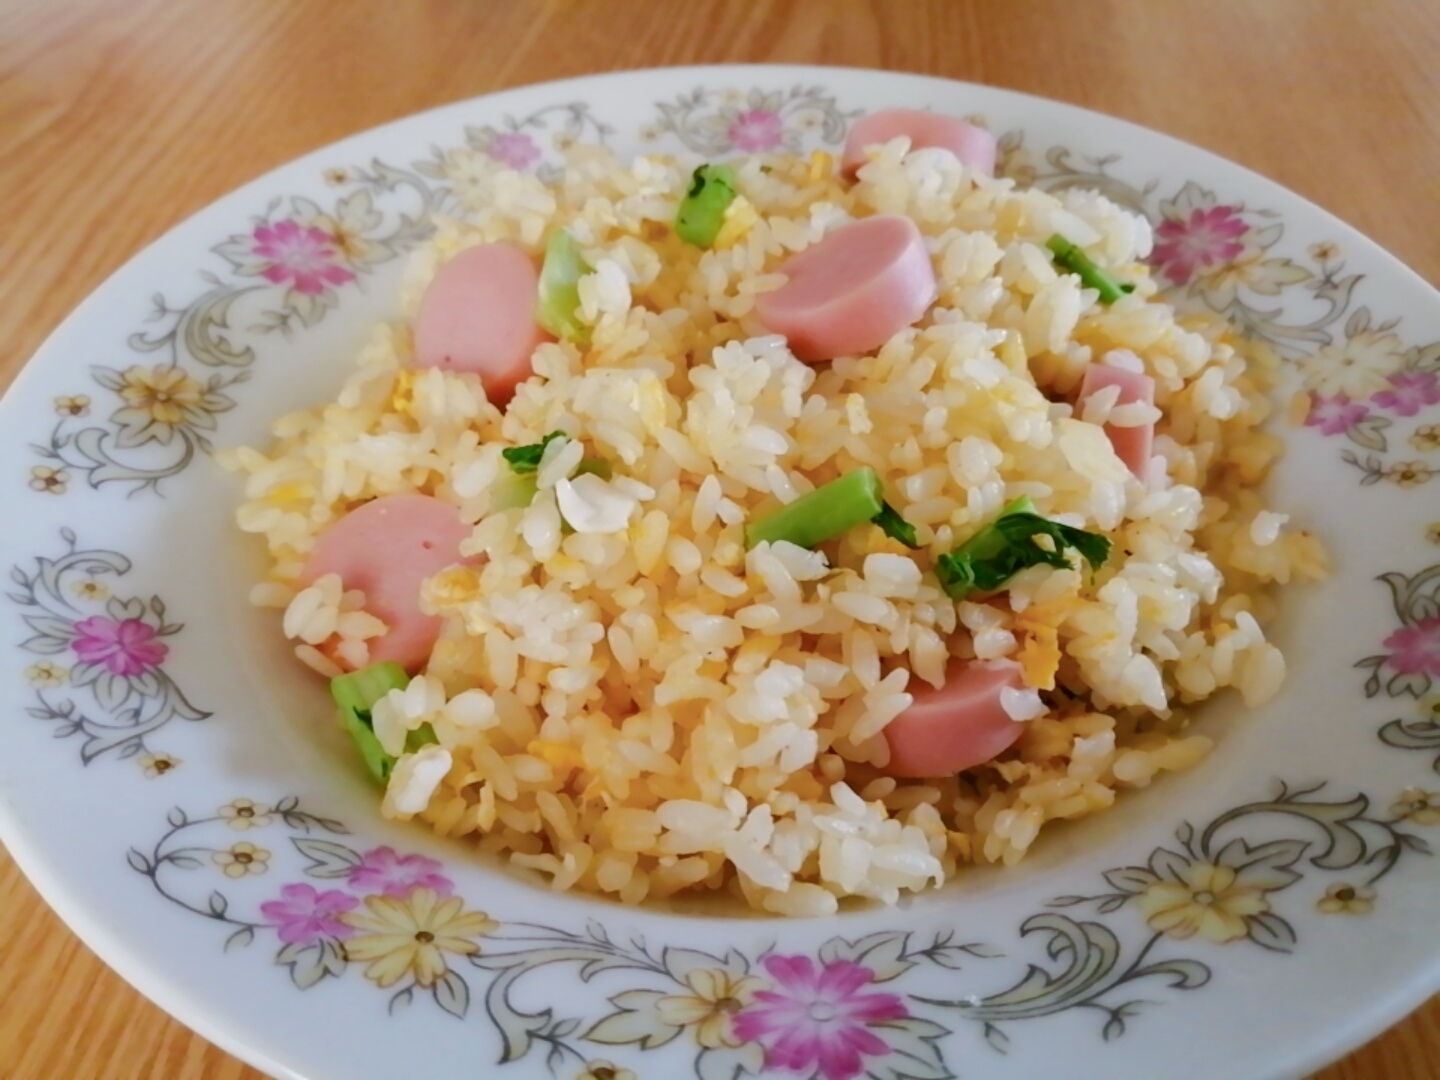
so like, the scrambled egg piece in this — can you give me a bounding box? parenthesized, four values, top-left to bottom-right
(426, 565, 484, 607)
(713, 195, 759, 249)
(264, 480, 312, 506)
(527, 740, 586, 775)
(1013, 595, 1079, 690)
(390, 369, 419, 417)
(807, 150, 833, 184)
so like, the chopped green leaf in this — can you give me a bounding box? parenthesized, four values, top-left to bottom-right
(872, 500, 919, 548)
(1046, 235, 1134, 304)
(330, 662, 411, 783)
(936, 497, 1112, 600)
(676, 164, 740, 248)
(745, 468, 884, 549)
(503, 430, 565, 474)
(536, 229, 592, 343)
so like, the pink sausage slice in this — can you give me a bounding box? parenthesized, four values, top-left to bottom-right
(841, 108, 998, 179)
(413, 243, 550, 407)
(302, 493, 471, 673)
(1078, 356, 1157, 479)
(756, 214, 937, 363)
(882, 659, 1027, 778)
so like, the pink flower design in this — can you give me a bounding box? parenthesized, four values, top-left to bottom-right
(1372, 372, 1440, 418)
(1305, 394, 1370, 436)
(727, 109, 785, 152)
(260, 883, 359, 944)
(71, 616, 168, 677)
(487, 131, 542, 170)
(733, 956, 906, 1080)
(1151, 206, 1249, 286)
(252, 219, 355, 295)
(346, 846, 454, 898)
(1384, 618, 1440, 677)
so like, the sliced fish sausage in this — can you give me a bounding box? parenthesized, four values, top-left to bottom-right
(841, 108, 998, 179)
(882, 659, 1026, 778)
(1079, 356, 1157, 479)
(302, 493, 470, 673)
(412, 242, 550, 407)
(756, 214, 937, 363)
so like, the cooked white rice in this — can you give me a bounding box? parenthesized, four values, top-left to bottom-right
(226, 138, 1326, 915)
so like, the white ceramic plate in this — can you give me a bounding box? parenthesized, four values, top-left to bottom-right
(3, 66, 1439, 1080)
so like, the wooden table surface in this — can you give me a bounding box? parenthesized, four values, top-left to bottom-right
(2, 1, 1437, 1077)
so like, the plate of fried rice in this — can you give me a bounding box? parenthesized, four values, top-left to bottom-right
(2, 65, 1438, 1080)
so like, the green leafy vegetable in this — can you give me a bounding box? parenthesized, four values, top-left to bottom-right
(503, 431, 565, 474)
(872, 500, 919, 548)
(330, 662, 411, 783)
(536, 228, 592, 343)
(745, 468, 884, 549)
(935, 496, 1111, 600)
(676, 164, 740, 247)
(1045, 235, 1136, 304)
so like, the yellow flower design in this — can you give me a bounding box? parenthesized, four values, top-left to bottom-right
(219, 798, 273, 830)
(1390, 788, 1440, 826)
(314, 216, 374, 265)
(1296, 329, 1408, 399)
(1307, 241, 1340, 263)
(655, 967, 766, 1049)
(322, 167, 351, 186)
(575, 1062, 637, 1080)
(1411, 424, 1440, 452)
(72, 579, 109, 601)
(1317, 882, 1375, 915)
(1200, 251, 1309, 306)
(24, 661, 68, 688)
(117, 365, 207, 427)
(1136, 861, 1269, 943)
(29, 466, 68, 494)
(137, 752, 180, 777)
(1428, 523, 1440, 546)
(1386, 460, 1433, 488)
(343, 888, 498, 989)
(54, 394, 91, 416)
(213, 841, 271, 878)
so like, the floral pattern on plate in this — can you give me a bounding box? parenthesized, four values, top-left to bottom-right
(997, 131, 1440, 485)
(1360, 560, 1440, 771)
(27, 104, 610, 497)
(649, 85, 859, 153)
(416, 102, 614, 186)
(12, 528, 208, 765)
(129, 778, 1431, 1079)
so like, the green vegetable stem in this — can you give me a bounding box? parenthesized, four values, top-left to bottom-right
(676, 164, 739, 248)
(745, 468, 885, 549)
(536, 229, 592, 343)
(1045, 235, 1135, 304)
(330, 662, 435, 783)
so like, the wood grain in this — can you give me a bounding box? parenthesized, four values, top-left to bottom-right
(1, 1, 1437, 1077)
